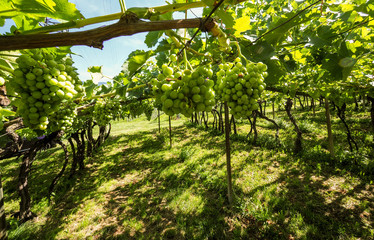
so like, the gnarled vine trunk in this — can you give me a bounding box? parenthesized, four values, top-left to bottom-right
(18, 131, 63, 224)
(86, 120, 94, 157)
(0, 171, 7, 240)
(0, 119, 23, 160)
(48, 140, 69, 200)
(18, 148, 37, 224)
(212, 108, 219, 130)
(95, 126, 106, 149)
(336, 103, 358, 152)
(368, 96, 374, 131)
(255, 110, 280, 139)
(68, 137, 77, 178)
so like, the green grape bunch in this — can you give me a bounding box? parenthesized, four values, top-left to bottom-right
(151, 60, 215, 117)
(48, 102, 77, 133)
(142, 101, 154, 120)
(122, 100, 154, 120)
(93, 98, 120, 126)
(215, 57, 268, 118)
(9, 49, 84, 131)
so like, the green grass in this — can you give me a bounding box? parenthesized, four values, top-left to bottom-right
(1, 106, 374, 239)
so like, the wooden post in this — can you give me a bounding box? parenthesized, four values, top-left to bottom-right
(272, 102, 275, 119)
(325, 99, 335, 157)
(158, 110, 161, 133)
(0, 171, 7, 240)
(363, 95, 366, 108)
(169, 116, 172, 148)
(224, 102, 233, 205)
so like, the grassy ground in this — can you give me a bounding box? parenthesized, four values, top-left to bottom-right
(1, 106, 374, 239)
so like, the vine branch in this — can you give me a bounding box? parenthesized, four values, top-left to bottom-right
(177, 0, 225, 57)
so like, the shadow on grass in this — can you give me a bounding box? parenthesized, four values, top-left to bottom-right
(3, 122, 374, 239)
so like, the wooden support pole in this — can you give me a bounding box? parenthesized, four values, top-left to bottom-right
(325, 99, 335, 157)
(158, 110, 161, 133)
(169, 116, 172, 148)
(224, 102, 233, 205)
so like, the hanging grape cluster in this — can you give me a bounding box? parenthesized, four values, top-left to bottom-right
(152, 63, 215, 117)
(122, 101, 154, 120)
(93, 98, 120, 126)
(48, 102, 77, 132)
(10, 49, 84, 130)
(215, 57, 267, 118)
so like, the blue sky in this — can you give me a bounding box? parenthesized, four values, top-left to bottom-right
(0, 0, 203, 82)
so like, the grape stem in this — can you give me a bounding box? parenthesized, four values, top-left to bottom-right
(230, 41, 247, 64)
(166, 30, 213, 63)
(119, 0, 127, 13)
(82, 84, 147, 101)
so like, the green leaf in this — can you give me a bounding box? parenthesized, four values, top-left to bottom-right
(156, 51, 167, 68)
(0, 108, 15, 117)
(115, 85, 128, 99)
(263, 9, 312, 46)
(247, 41, 275, 61)
(88, 66, 103, 73)
(214, 8, 234, 28)
(144, 31, 163, 48)
(10, 0, 83, 21)
(0, 0, 17, 18)
(309, 35, 330, 48)
(126, 82, 144, 99)
(122, 50, 154, 76)
(84, 80, 96, 99)
(202, 0, 214, 6)
(122, 77, 129, 86)
(233, 15, 251, 37)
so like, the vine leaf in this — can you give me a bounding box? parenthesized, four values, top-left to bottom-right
(10, 0, 83, 21)
(233, 15, 251, 37)
(1, 0, 83, 32)
(88, 66, 104, 84)
(84, 80, 96, 99)
(115, 85, 128, 99)
(144, 31, 163, 48)
(88, 66, 102, 73)
(215, 8, 234, 28)
(122, 50, 154, 76)
(202, 0, 214, 6)
(0, 108, 15, 117)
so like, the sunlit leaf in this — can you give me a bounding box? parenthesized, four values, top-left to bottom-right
(233, 15, 251, 37)
(144, 31, 163, 48)
(122, 50, 154, 76)
(88, 66, 103, 73)
(215, 8, 234, 28)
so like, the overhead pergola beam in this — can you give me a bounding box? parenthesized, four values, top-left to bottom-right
(0, 15, 214, 51)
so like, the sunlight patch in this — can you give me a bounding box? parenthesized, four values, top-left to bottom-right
(169, 189, 205, 215)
